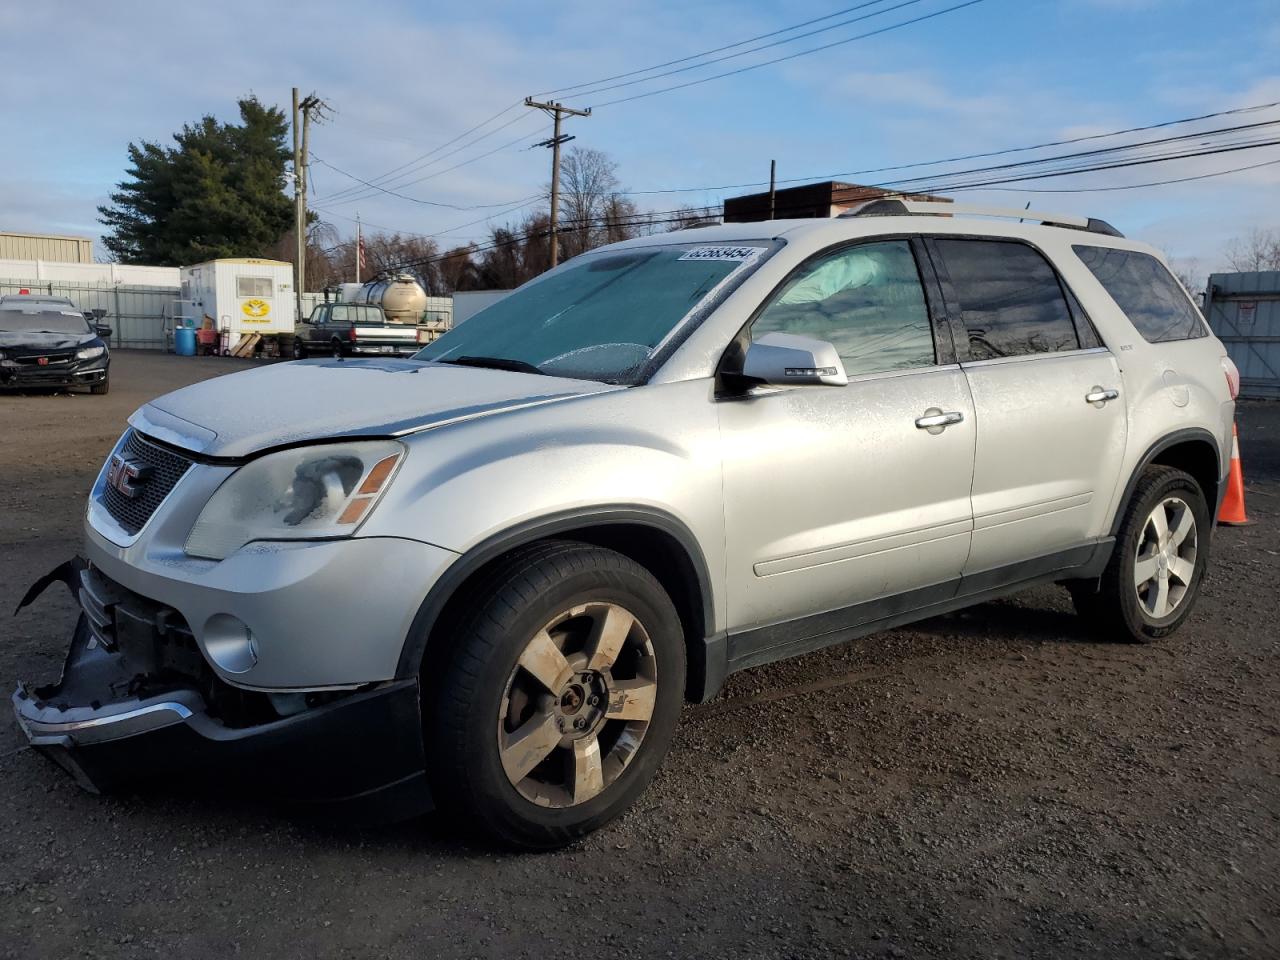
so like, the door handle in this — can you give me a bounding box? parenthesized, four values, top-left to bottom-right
(915, 409, 964, 432)
(1085, 386, 1119, 405)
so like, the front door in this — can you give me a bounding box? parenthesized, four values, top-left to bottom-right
(927, 237, 1128, 574)
(718, 239, 977, 660)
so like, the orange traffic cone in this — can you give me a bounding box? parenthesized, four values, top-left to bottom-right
(1217, 423, 1249, 525)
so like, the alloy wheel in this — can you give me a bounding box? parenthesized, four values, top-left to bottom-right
(1133, 496, 1198, 619)
(498, 601, 657, 808)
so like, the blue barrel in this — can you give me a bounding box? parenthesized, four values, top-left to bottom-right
(174, 327, 197, 357)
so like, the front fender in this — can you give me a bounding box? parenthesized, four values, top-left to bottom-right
(356, 377, 728, 658)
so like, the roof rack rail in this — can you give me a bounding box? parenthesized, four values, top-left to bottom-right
(840, 199, 1123, 237)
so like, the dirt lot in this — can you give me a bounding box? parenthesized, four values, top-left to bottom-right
(1, 351, 1277, 959)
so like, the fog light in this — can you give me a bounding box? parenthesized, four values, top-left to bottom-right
(203, 614, 259, 674)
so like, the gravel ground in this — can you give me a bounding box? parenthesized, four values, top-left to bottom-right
(1, 351, 1277, 959)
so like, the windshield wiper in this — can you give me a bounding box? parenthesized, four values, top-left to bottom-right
(443, 355, 544, 375)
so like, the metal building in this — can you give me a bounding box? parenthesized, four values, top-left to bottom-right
(0, 231, 94, 263)
(1204, 270, 1280, 399)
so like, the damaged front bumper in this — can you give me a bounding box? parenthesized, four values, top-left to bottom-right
(0, 355, 108, 388)
(11, 563, 433, 822)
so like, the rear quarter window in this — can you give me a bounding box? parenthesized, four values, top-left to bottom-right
(1074, 246, 1206, 343)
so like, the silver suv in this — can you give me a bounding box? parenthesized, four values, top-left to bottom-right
(13, 200, 1237, 847)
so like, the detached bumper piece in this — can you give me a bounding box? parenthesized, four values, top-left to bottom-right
(12, 564, 432, 823)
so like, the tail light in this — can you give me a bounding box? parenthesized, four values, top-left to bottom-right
(416, 328, 430, 345)
(1222, 356, 1240, 400)
(349, 325, 358, 342)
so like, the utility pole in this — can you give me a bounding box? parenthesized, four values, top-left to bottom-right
(292, 88, 304, 324)
(768, 160, 777, 220)
(291, 90, 328, 321)
(525, 97, 591, 268)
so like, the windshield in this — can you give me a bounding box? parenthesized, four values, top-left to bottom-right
(0, 308, 92, 335)
(417, 241, 775, 383)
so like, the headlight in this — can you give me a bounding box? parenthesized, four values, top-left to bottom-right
(77, 345, 106, 361)
(185, 440, 405, 560)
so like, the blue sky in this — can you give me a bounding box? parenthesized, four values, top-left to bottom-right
(2, 0, 1277, 279)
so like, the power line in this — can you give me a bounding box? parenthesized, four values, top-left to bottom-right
(318, 121, 551, 208)
(576, 121, 1280, 227)
(589, 0, 988, 108)
(319, 111, 543, 205)
(862, 119, 1280, 191)
(536, 0, 901, 97)
(312, 0, 984, 208)
(557, 0, 926, 101)
(986, 156, 1280, 193)
(310, 156, 538, 210)
(620, 99, 1280, 196)
(324, 115, 1280, 255)
(385, 137, 1280, 272)
(318, 100, 524, 203)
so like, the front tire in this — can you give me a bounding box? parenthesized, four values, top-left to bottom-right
(425, 541, 686, 848)
(89, 375, 109, 395)
(1070, 465, 1209, 643)
(292, 337, 307, 360)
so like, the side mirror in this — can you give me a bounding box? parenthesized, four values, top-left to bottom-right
(96, 325, 113, 338)
(740, 332, 848, 387)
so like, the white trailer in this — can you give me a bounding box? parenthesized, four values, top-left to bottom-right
(179, 258, 296, 339)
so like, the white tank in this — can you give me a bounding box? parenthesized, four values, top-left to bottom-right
(347, 274, 428, 324)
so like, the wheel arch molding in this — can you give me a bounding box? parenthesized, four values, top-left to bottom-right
(395, 505, 720, 702)
(1109, 428, 1223, 538)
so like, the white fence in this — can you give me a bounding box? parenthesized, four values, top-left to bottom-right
(0, 258, 179, 288)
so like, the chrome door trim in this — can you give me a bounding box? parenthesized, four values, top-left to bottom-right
(958, 346, 1112, 370)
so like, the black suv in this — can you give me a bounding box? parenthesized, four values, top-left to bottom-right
(0, 305, 112, 394)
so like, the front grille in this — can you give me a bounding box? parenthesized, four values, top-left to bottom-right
(15, 351, 75, 366)
(100, 430, 194, 535)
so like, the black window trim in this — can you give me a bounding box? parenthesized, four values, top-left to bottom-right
(924, 234, 1107, 364)
(715, 233, 958, 391)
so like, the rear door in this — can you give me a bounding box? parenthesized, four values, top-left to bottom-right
(927, 237, 1127, 574)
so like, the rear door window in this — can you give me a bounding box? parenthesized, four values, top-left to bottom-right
(1073, 246, 1206, 342)
(750, 240, 937, 376)
(934, 239, 1080, 360)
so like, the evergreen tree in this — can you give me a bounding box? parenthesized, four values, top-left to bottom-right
(99, 97, 294, 265)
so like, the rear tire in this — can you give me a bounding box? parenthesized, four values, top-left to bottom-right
(331, 340, 343, 359)
(1069, 465, 1209, 643)
(425, 541, 686, 849)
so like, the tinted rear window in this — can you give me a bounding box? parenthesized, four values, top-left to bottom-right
(1074, 246, 1206, 343)
(934, 239, 1079, 360)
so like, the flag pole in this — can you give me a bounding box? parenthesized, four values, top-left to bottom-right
(355, 214, 362, 285)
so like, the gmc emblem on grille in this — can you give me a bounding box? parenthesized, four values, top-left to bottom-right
(106, 454, 153, 499)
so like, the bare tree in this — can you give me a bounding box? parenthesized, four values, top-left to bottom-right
(1169, 256, 1205, 297)
(437, 244, 482, 292)
(554, 147, 644, 258)
(1224, 228, 1280, 273)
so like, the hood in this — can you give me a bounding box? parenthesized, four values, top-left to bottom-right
(133, 358, 620, 458)
(0, 331, 97, 350)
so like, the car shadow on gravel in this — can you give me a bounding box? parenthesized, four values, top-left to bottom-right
(85, 778, 492, 857)
(913, 596, 1099, 646)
